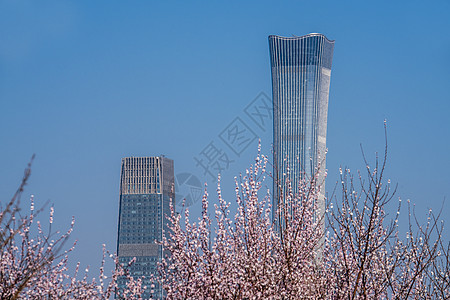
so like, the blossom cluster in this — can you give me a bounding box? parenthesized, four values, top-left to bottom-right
(0, 163, 146, 299)
(158, 147, 449, 299)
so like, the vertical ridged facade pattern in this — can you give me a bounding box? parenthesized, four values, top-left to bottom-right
(269, 34, 334, 221)
(120, 157, 174, 196)
(117, 156, 174, 300)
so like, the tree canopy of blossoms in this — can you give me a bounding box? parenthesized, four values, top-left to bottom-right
(0, 159, 146, 299)
(1, 135, 449, 299)
(158, 142, 449, 299)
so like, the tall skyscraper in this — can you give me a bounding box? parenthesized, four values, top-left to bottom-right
(116, 156, 174, 299)
(268, 33, 334, 220)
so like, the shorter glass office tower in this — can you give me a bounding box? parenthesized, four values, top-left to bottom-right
(116, 156, 174, 299)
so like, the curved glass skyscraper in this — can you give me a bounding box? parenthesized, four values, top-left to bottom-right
(269, 33, 334, 219)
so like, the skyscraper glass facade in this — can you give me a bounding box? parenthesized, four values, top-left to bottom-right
(116, 156, 174, 299)
(268, 33, 334, 220)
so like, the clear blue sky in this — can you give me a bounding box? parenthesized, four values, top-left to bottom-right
(1, 0, 449, 272)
